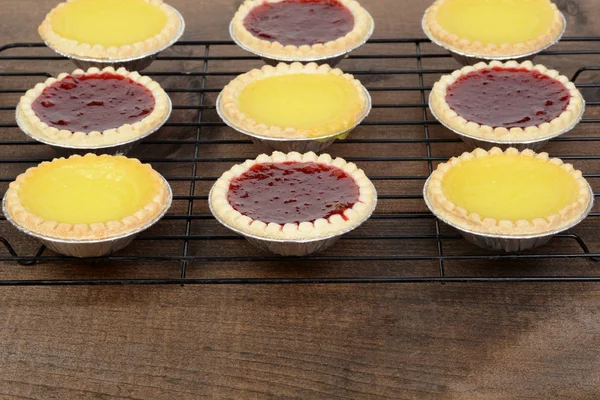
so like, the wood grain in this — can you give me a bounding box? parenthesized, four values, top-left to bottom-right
(1, 0, 600, 398)
(2, 284, 600, 399)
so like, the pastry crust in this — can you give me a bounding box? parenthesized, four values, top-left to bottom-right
(424, 147, 592, 236)
(429, 60, 584, 142)
(39, 0, 184, 60)
(4, 154, 171, 241)
(422, 0, 564, 58)
(210, 151, 377, 240)
(16, 67, 171, 148)
(219, 62, 369, 139)
(231, 0, 374, 60)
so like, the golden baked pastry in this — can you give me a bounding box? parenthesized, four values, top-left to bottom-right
(39, 0, 183, 60)
(4, 154, 171, 240)
(16, 67, 170, 148)
(429, 60, 584, 143)
(210, 151, 377, 240)
(218, 62, 369, 139)
(424, 147, 592, 236)
(422, 0, 564, 58)
(231, 0, 374, 60)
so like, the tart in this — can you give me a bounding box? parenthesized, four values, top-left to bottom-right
(3, 154, 171, 241)
(16, 67, 170, 148)
(423, 0, 564, 59)
(39, 0, 184, 61)
(210, 151, 377, 241)
(218, 62, 369, 140)
(429, 61, 584, 144)
(231, 0, 374, 61)
(424, 147, 592, 237)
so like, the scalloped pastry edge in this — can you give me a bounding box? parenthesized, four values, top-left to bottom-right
(422, 0, 564, 58)
(219, 62, 369, 139)
(231, 0, 373, 59)
(17, 66, 170, 147)
(210, 151, 377, 240)
(424, 147, 591, 236)
(39, 0, 183, 60)
(4, 154, 172, 241)
(429, 60, 584, 142)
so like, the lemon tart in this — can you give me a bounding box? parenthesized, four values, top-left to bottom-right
(429, 61, 584, 145)
(423, 0, 564, 59)
(16, 67, 170, 149)
(210, 151, 377, 242)
(218, 62, 369, 140)
(231, 0, 374, 61)
(39, 0, 183, 61)
(4, 154, 171, 241)
(424, 147, 591, 236)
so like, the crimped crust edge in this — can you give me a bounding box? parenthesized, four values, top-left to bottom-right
(231, 0, 373, 59)
(210, 151, 377, 240)
(429, 60, 584, 142)
(219, 62, 369, 139)
(39, 0, 183, 60)
(17, 66, 171, 147)
(424, 147, 591, 236)
(4, 154, 172, 241)
(422, 0, 564, 58)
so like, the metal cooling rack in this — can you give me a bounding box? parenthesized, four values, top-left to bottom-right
(1, 38, 600, 285)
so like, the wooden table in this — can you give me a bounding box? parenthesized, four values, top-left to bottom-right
(1, 1, 600, 398)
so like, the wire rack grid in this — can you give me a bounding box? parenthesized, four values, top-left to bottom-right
(0, 38, 600, 286)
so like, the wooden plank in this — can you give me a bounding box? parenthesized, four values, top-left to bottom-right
(1, 0, 600, 398)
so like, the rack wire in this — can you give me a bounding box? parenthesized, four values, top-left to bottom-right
(1, 38, 599, 285)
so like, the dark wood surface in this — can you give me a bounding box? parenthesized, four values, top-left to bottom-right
(1, 0, 600, 398)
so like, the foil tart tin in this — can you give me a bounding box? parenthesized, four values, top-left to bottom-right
(428, 92, 585, 152)
(421, 13, 566, 66)
(228, 15, 374, 67)
(44, 6, 185, 71)
(16, 96, 172, 157)
(423, 177, 594, 252)
(208, 185, 377, 256)
(216, 88, 371, 153)
(2, 177, 173, 258)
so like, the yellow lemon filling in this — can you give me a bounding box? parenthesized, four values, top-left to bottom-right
(441, 154, 579, 221)
(436, 0, 556, 45)
(50, 0, 168, 47)
(18, 156, 159, 225)
(237, 73, 364, 137)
